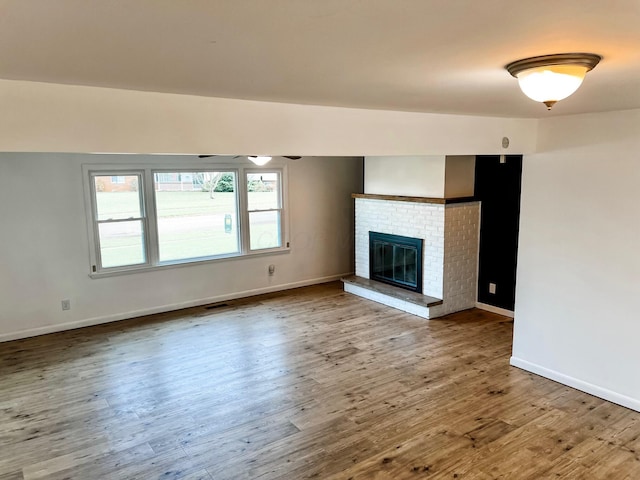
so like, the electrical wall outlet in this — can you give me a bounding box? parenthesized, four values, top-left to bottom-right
(489, 283, 496, 294)
(61, 299, 71, 311)
(268, 264, 275, 276)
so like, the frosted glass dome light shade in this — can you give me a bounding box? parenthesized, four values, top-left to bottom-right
(506, 53, 601, 110)
(517, 65, 587, 104)
(248, 156, 272, 166)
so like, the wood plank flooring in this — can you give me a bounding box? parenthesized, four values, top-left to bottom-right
(1, 282, 640, 479)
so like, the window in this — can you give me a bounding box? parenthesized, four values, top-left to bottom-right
(247, 172, 282, 250)
(84, 164, 287, 275)
(91, 173, 147, 269)
(154, 171, 239, 262)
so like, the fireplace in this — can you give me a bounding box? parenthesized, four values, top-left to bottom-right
(346, 195, 480, 319)
(369, 232, 423, 293)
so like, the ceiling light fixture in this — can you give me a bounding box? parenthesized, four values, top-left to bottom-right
(247, 156, 272, 166)
(506, 53, 601, 110)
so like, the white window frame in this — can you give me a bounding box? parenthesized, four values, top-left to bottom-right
(87, 169, 152, 273)
(244, 169, 286, 253)
(82, 163, 289, 277)
(150, 168, 242, 265)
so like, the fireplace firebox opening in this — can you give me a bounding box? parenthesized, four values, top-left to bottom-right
(369, 231, 423, 293)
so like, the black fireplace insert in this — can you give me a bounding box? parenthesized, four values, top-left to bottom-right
(369, 231, 423, 293)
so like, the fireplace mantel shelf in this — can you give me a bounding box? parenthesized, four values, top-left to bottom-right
(352, 193, 476, 204)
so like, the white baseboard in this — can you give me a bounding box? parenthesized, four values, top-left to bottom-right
(476, 302, 514, 318)
(510, 356, 640, 413)
(0, 273, 351, 343)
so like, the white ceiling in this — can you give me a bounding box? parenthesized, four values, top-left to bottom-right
(1, 0, 639, 118)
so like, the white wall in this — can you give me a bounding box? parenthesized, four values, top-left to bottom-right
(0, 80, 537, 155)
(512, 108, 640, 411)
(0, 153, 362, 341)
(365, 155, 476, 198)
(364, 156, 446, 197)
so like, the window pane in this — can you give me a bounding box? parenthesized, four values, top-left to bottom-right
(247, 173, 280, 210)
(154, 172, 239, 262)
(98, 220, 146, 268)
(94, 175, 142, 221)
(249, 210, 281, 250)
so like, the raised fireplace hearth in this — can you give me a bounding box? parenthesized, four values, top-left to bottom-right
(369, 232, 423, 293)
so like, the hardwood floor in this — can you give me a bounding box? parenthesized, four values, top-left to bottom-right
(1, 282, 640, 479)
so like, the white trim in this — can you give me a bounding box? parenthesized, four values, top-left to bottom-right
(0, 274, 351, 343)
(510, 356, 640, 413)
(476, 302, 514, 318)
(88, 246, 291, 278)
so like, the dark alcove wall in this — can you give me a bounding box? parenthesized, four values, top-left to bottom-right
(475, 155, 523, 311)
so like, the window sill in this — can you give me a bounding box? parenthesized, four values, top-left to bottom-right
(89, 246, 291, 279)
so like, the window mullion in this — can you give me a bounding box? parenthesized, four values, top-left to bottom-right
(144, 169, 160, 266)
(138, 171, 152, 268)
(280, 167, 289, 249)
(88, 172, 103, 272)
(239, 167, 250, 255)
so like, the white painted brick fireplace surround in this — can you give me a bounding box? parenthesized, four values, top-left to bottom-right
(349, 196, 480, 319)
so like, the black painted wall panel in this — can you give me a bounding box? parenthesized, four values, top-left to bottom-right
(475, 155, 523, 311)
